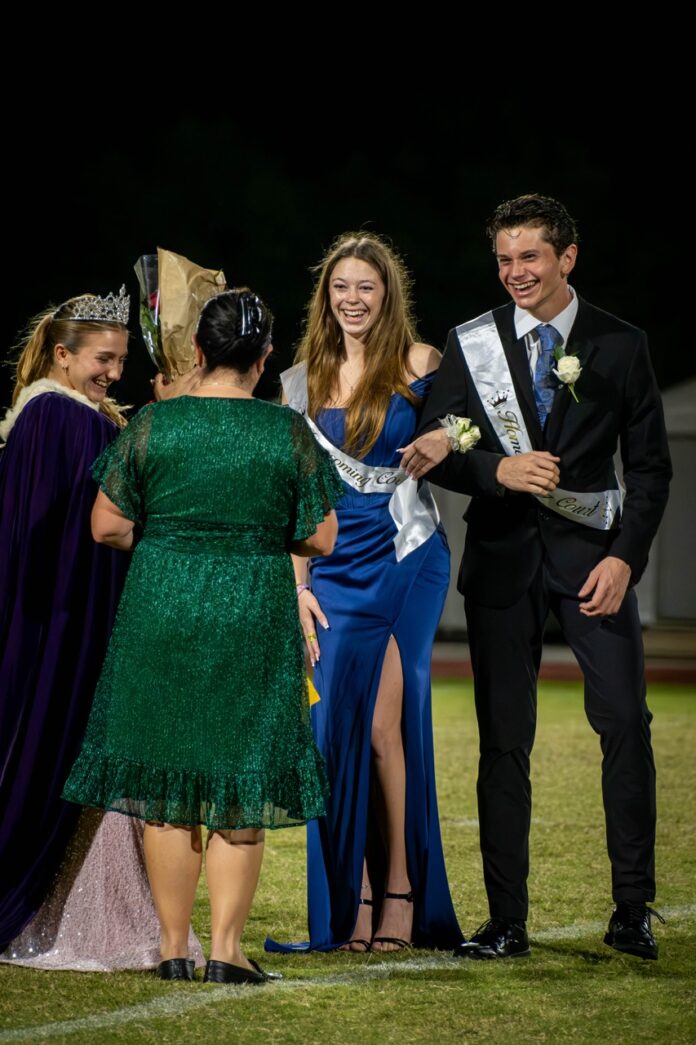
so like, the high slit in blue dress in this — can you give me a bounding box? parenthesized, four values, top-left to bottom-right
(266, 374, 462, 951)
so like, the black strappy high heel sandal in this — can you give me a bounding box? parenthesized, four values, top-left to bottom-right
(341, 896, 373, 952)
(372, 890, 414, 951)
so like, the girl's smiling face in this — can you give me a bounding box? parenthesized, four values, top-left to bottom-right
(54, 329, 128, 402)
(329, 258, 386, 342)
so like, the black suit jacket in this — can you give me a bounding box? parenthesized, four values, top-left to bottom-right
(418, 298, 672, 608)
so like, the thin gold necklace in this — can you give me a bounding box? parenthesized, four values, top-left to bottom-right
(340, 363, 363, 393)
(201, 380, 246, 389)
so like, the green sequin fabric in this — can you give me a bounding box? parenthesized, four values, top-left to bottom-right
(63, 397, 344, 831)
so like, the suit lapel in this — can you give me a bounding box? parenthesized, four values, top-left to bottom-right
(494, 305, 544, 448)
(546, 296, 599, 443)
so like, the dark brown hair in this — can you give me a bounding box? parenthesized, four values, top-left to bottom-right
(486, 194, 578, 256)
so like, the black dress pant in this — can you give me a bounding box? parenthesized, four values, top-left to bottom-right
(465, 565, 656, 921)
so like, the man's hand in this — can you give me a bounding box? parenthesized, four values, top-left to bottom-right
(578, 556, 632, 617)
(496, 452, 560, 493)
(399, 429, 451, 479)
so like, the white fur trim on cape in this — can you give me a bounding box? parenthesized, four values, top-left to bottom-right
(0, 379, 100, 443)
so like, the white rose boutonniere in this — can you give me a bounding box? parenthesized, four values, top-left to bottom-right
(440, 414, 481, 453)
(552, 348, 582, 403)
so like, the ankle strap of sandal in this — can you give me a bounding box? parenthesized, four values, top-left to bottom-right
(383, 890, 414, 902)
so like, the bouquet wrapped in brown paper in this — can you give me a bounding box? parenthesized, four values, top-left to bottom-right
(134, 249, 226, 379)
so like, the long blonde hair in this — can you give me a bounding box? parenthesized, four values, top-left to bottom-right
(11, 297, 129, 428)
(297, 232, 418, 458)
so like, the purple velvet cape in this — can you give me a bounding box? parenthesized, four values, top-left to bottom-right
(0, 392, 128, 949)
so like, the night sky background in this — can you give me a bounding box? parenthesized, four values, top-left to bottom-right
(2, 92, 690, 412)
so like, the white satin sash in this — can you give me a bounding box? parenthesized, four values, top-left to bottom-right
(281, 363, 439, 561)
(456, 313, 623, 530)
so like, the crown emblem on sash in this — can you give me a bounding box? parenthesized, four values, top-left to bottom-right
(487, 389, 510, 407)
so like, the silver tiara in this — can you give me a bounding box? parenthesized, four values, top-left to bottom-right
(67, 285, 130, 325)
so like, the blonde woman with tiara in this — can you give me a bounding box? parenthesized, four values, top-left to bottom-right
(0, 290, 193, 971)
(268, 233, 463, 954)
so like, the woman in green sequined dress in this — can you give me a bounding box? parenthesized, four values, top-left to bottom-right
(64, 290, 343, 984)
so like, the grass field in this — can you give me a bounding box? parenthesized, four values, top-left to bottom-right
(1, 680, 694, 1044)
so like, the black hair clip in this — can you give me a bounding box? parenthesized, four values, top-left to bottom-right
(238, 293, 264, 341)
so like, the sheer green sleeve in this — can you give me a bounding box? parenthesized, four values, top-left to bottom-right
(91, 405, 155, 523)
(289, 410, 345, 542)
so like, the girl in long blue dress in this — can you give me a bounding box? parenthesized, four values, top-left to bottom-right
(270, 233, 462, 952)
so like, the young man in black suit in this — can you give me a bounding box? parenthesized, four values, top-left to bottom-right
(401, 194, 671, 960)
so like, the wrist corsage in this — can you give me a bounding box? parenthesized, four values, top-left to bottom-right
(439, 414, 481, 453)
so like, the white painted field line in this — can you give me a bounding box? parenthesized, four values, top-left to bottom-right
(1, 904, 694, 1043)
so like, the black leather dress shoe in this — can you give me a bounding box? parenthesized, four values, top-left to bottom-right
(604, 902, 663, 960)
(157, 958, 195, 980)
(454, 918, 530, 960)
(204, 958, 278, 984)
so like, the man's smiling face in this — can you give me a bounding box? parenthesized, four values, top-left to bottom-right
(495, 225, 577, 322)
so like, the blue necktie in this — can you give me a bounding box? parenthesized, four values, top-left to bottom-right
(533, 324, 562, 427)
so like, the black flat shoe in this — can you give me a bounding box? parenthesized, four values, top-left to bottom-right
(604, 902, 663, 960)
(157, 958, 195, 980)
(203, 958, 277, 984)
(454, 917, 530, 960)
(250, 958, 283, 982)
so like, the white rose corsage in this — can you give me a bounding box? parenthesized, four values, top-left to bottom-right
(439, 414, 481, 453)
(552, 348, 582, 403)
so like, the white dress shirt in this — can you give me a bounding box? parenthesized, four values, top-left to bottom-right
(513, 286, 579, 378)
